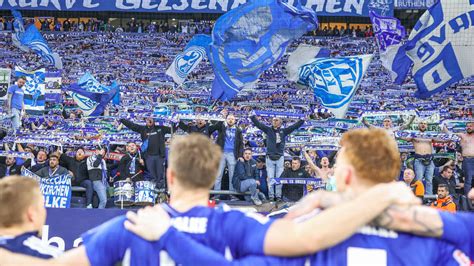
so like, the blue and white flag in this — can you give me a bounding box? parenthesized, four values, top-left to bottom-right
(287, 45, 331, 82)
(68, 73, 119, 116)
(13, 17, 63, 69)
(11, 9, 28, 52)
(15, 67, 45, 114)
(166, 34, 211, 85)
(369, 10, 406, 52)
(405, 0, 474, 98)
(369, 10, 412, 84)
(210, 0, 318, 100)
(45, 71, 62, 103)
(298, 55, 373, 118)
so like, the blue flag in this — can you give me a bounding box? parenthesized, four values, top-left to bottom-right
(369, 10, 412, 84)
(11, 10, 62, 69)
(298, 55, 373, 118)
(369, 10, 406, 52)
(11, 9, 28, 52)
(68, 74, 119, 116)
(166, 34, 211, 85)
(15, 67, 46, 114)
(210, 0, 318, 100)
(405, 0, 474, 98)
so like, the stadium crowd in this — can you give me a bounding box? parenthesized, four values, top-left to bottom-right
(0, 18, 472, 211)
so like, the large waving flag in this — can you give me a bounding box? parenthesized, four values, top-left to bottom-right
(166, 34, 211, 85)
(11, 10, 28, 52)
(369, 10, 411, 84)
(287, 45, 331, 82)
(298, 55, 373, 118)
(68, 73, 119, 116)
(405, 0, 474, 98)
(210, 0, 318, 100)
(11, 10, 62, 69)
(15, 67, 46, 114)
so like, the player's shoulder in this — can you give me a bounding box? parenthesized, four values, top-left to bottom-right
(214, 203, 271, 225)
(0, 232, 62, 259)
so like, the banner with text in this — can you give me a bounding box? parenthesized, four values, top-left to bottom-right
(0, 68, 11, 100)
(0, 0, 393, 16)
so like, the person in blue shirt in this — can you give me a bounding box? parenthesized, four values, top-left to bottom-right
(6, 76, 26, 133)
(122, 129, 473, 266)
(0, 133, 421, 266)
(0, 176, 62, 259)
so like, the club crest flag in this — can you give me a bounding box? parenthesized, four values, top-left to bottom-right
(298, 54, 373, 118)
(15, 67, 46, 114)
(166, 34, 211, 85)
(405, 0, 474, 98)
(287, 45, 331, 82)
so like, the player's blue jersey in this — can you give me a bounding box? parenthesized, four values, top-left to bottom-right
(159, 225, 471, 266)
(439, 211, 474, 260)
(82, 203, 274, 266)
(0, 231, 62, 259)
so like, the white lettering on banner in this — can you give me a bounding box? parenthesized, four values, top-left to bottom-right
(173, 0, 189, 10)
(65, 0, 76, 9)
(421, 59, 452, 92)
(230, 0, 246, 9)
(158, 0, 172, 10)
(171, 217, 208, 234)
(142, 0, 158, 9)
(344, 0, 363, 14)
(191, 0, 207, 9)
(40, 0, 61, 10)
(41, 225, 82, 251)
(306, 0, 328, 12)
(209, 0, 229, 11)
(326, 0, 343, 13)
(41, 225, 65, 251)
(83, 0, 99, 8)
(19, 0, 38, 7)
(116, 0, 140, 9)
(44, 195, 68, 208)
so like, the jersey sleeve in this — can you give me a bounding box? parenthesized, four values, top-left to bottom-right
(439, 211, 474, 259)
(81, 216, 130, 266)
(161, 227, 300, 266)
(221, 210, 276, 257)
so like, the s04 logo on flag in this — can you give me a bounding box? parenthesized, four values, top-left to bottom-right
(175, 47, 206, 79)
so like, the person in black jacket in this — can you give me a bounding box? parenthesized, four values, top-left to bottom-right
(120, 116, 172, 189)
(117, 142, 145, 182)
(213, 112, 244, 198)
(86, 148, 108, 209)
(0, 155, 22, 178)
(280, 157, 311, 202)
(30, 150, 49, 172)
(433, 166, 458, 201)
(250, 113, 305, 201)
(178, 117, 220, 137)
(232, 149, 262, 205)
(60, 148, 92, 208)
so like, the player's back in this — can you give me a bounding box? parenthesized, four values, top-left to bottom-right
(308, 226, 470, 266)
(82, 203, 274, 266)
(0, 232, 62, 259)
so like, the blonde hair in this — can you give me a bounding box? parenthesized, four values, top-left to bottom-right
(168, 134, 222, 189)
(340, 128, 401, 183)
(0, 176, 40, 227)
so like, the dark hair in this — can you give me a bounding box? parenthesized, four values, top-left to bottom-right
(243, 148, 252, 153)
(438, 184, 449, 192)
(49, 154, 59, 160)
(18, 76, 27, 81)
(442, 166, 453, 173)
(292, 156, 301, 162)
